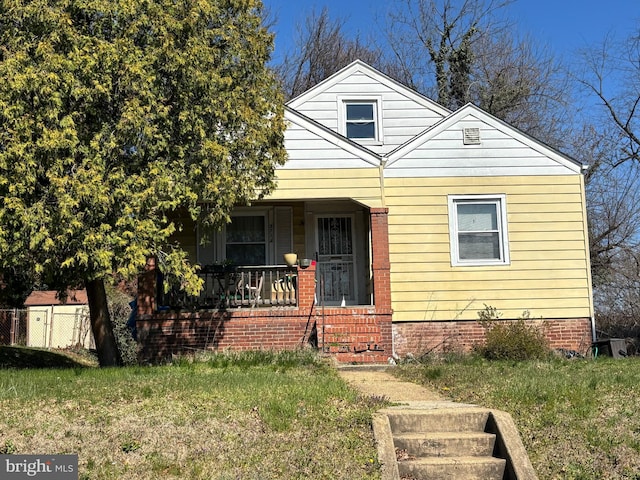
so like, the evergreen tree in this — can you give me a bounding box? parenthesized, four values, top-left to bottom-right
(0, 0, 286, 365)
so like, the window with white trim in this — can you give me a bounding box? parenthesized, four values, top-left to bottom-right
(448, 195, 510, 266)
(225, 214, 267, 265)
(339, 97, 382, 143)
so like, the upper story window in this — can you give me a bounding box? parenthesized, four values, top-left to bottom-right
(339, 97, 382, 143)
(448, 195, 510, 266)
(346, 103, 375, 139)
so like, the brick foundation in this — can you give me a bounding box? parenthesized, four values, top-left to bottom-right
(393, 318, 594, 358)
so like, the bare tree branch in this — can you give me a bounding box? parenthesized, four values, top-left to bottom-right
(274, 8, 408, 100)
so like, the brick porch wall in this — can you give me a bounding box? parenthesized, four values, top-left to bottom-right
(136, 207, 395, 364)
(137, 310, 315, 361)
(393, 318, 594, 358)
(136, 307, 394, 364)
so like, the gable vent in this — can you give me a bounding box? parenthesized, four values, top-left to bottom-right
(463, 127, 481, 145)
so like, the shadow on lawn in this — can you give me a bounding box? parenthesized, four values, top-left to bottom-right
(0, 345, 98, 369)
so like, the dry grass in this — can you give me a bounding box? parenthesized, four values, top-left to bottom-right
(0, 350, 385, 479)
(395, 355, 640, 479)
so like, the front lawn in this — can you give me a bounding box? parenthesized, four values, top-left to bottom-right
(0, 350, 383, 480)
(395, 356, 640, 479)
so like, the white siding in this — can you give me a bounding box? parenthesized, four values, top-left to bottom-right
(386, 112, 581, 177)
(290, 69, 447, 155)
(283, 114, 380, 170)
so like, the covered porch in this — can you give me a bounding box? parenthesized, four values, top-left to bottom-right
(135, 204, 393, 363)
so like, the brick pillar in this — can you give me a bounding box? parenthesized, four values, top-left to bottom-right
(370, 208, 391, 311)
(137, 256, 157, 316)
(370, 207, 393, 359)
(296, 262, 317, 310)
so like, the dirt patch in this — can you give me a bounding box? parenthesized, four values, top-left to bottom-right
(337, 368, 444, 402)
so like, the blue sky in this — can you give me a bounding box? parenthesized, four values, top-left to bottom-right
(264, 0, 640, 62)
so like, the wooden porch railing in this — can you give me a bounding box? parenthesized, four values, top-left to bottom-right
(157, 265, 299, 310)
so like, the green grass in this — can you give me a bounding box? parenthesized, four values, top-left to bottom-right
(0, 349, 384, 479)
(395, 355, 640, 479)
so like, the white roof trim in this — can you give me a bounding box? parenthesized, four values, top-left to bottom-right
(286, 60, 451, 118)
(385, 103, 583, 173)
(284, 107, 382, 167)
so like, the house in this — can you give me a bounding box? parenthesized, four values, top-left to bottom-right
(24, 290, 93, 349)
(136, 60, 594, 363)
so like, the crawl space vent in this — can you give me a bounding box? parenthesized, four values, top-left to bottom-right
(463, 127, 481, 145)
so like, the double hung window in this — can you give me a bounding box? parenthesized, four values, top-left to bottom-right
(225, 215, 267, 265)
(340, 97, 382, 142)
(448, 195, 510, 266)
(345, 103, 376, 139)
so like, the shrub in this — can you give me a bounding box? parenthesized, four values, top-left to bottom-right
(476, 305, 551, 361)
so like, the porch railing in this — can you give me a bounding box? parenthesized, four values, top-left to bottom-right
(157, 265, 299, 310)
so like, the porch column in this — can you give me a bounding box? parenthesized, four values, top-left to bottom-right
(296, 261, 317, 310)
(370, 208, 391, 311)
(137, 256, 157, 316)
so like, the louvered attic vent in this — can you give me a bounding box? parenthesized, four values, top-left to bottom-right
(463, 127, 481, 145)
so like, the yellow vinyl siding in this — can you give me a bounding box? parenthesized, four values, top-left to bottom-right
(388, 193, 584, 207)
(393, 268, 589, 282)
(508, 201, 584, 213)
(394, 202, 584, 214)
(387, 175, 581, 187)
(395, 283, 588, 297)
(508, 222, 586, 233)
(291, 203, 306, 257)
(392, 258, 591, 273)
(394, 301, 589, 322)
(270, 168, 383, 207)
(385, 175, 592, 321)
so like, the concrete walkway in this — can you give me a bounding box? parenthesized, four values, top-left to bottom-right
(337, 365, 447, 402)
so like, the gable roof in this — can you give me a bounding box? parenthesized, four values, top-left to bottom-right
(386, 103, 584, 174)
(283, 61, 583, 177)
(287, 60, 451, 118)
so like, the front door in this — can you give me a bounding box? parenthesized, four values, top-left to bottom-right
(316, 216, 356, 304)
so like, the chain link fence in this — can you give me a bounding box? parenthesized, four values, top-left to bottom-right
(0, 309, 26, 346)
(0, 307, 94, 350)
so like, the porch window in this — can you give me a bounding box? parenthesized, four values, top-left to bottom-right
(226, 215, 267, 265)
(448, 195, 510, 266)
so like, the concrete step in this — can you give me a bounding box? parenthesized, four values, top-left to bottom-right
(397, 455, 507, 480)
(386, 407, 490, 434)
(394, 431, 497, 457)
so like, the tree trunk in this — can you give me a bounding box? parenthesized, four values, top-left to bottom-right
(85, 278, 122, 367)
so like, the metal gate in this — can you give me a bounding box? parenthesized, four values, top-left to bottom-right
(316, 216, 357, 304)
